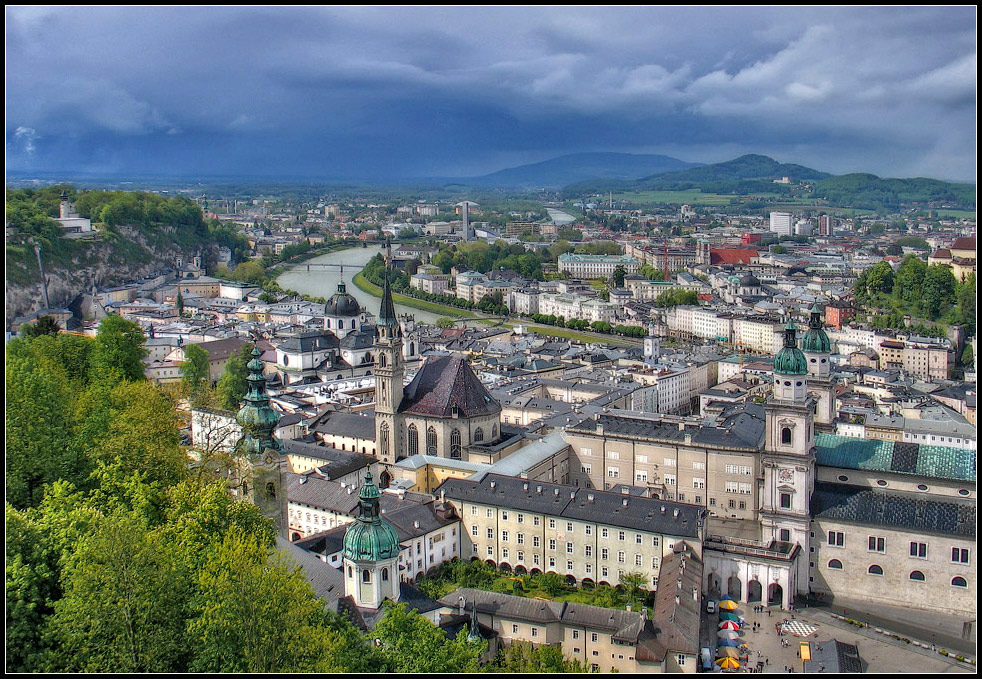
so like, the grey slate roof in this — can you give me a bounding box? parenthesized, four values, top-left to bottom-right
(281, 440, 374, 478)
(399, 354, 501, 419)
(312, 411, 377, 441)
(566, 404, 765, 452)
(811, 483, 976, 538)
(649, 543, 702, 660)
(436, 474, 702, 538)
(275, 535, 345, 612)
(277, 330, 340, 353)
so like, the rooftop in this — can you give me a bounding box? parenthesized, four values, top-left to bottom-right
(815, 433, 976, 482)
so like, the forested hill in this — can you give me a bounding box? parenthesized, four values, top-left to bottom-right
(566, 154, 975, 211)
(5, 186, 248, 323)
(458, 152, 701, 188)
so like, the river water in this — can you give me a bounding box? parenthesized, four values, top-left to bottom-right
(275, 244, 444, 323)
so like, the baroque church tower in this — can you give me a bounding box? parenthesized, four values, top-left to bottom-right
(236, 343, 287, 532)
(760, 320, 816, 602)
(374, 252, 404, 467)
(342, 471, 401, 609)
(801, 303, 836, 427)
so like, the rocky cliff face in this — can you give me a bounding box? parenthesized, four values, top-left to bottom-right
(6, 226, 209, 326)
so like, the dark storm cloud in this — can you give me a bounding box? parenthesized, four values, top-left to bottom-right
(5, 6, 977, 181)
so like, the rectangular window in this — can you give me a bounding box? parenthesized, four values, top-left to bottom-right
(533, 554, 540, 566)
(549, 557, 556, 568)
(602, 548, 609, 560)
(471, 506, 478, 516)
(517, 533, 524, 545)
(567, 542, 574, 554)
(828, 531, 844, 547)
(738, 483, 752, 494)
(517, 551, 524, 562)
(709, 497, 716, 506)
(636, 471, 648, 483)
(502, 531, 509, 542)
(512, 624, 519, 634)
(531, 627, 538, 638)
(592, 633, 599, 643)
(618, 531, 625, 541)
(637, 455, 648, 464)
(573, 630, 580, 640)
(501, 511, 509, 521)
(487, 546, 493, 556)
(952, 547, 970, 563)
(651, 556, 659, 569)
(665, 474, 676, 486)
(585, 525, 592, 536)
(693, 478, 706, 489)
(581, 464, 592, 474)
(549, 519, 556, 529)
(567, 560, 574, 571)
(580, 447, 592, 457)
(618, 551, 625, 563)
(664, 458, 676, 467)
(517, 513, 524, 524)
(780, 493, 792, 509)
(607, 467, 619, 479)
(652, 536, 660, 547)
(738, 501, 746, 510)
(533, 516, 540, 527)
(693, 461, 706, 470)
(487, 508, 493, 518)
(533, 536, 540, 547)
(549, 539, 556, 550)
(868, 536, 886, 553)
(725, 481, 739, 493)
(728, 500, 736, 509)
(487, 528, 494, 539)
(910, 542, 927, 558)
(567, 522, 573, 532)
(601, 528, 609, 538)
(585, 545, 593, 557)
(635, 554, 643, 566)
(609, 451, 619, 460)
(502, 548, 509, 559)
(471, 525, 478, 536)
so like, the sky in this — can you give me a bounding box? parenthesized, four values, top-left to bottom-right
(5, 6, 978, 183)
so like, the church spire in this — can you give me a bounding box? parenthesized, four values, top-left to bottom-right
(236, 343, 281, 458)
(378, 245, 399, 329)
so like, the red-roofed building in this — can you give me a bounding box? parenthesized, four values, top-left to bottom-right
(710, 248, 759, 266)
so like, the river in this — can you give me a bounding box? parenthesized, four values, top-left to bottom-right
(275, 244, 444, 323)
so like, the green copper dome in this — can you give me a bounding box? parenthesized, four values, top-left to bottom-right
(774, 319, 808, 375)
(800, 304, 831, 354)
(237, 344, 282, 458)
(342, 472, 401, 562)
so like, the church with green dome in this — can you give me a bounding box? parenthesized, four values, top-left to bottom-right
(342, 472, 402, 610)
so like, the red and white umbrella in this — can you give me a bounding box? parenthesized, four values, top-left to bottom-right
(718, 620, 741, 631)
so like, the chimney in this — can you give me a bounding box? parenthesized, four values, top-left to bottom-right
(675, 594, 681, 606)
(622, 498, 629, 507)
(692, 587, 698, 601)
(413, 520, 420, 529)
(587, 494, 594, 503)
(660, 505, 666, 514)
(458, 596, 465, 616)
(299, 476, 307, 484)
(490, 480, 496, 489)
(536, 485, 542, 494)
(440, 489, 446, 503)
(673, 508, 680, 519)
(554, 488, 560, 496)
(570, 491, 576, 499)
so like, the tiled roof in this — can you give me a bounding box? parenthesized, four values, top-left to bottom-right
(815, 433, 976, 482)
(311, 411, 376, 441)
(803, 639, 863, 673)
(811, 482, 975, 538)
(436, 474, 702, 538)
(399, 354, 501, 419)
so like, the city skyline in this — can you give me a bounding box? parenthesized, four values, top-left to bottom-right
(5, 6, 978, 182)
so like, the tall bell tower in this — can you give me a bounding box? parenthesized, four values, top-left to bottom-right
(801, 304, 836, 427)
(760, 319, 816, 603)
(374, 248, 404, 466)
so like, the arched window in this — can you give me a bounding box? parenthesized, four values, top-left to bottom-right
(409, 341, 416, 355)
(828, 559, 842, 570)
(265, 482, 276, 500)
(362, 569, 371, 583)
(380, 422, 390, 458)
(868, 565, 883, 576)
(951, 576, 967, 588)
(379, 353, 387, 368)
(348, 566, 353, 577)
(781, 427, 792, 445)
(427, 427, 438, 455)
(450, 429, 461, 460)
(382, 568, 389, 582)
(909, 571, 925, 581)
(407, 424, 419, 456)
(474, 427, 484, 442)
(492, 424, 498, 439)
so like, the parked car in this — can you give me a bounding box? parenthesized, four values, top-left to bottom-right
(706, 599, 717, 614)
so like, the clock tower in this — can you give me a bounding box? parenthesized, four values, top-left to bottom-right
(760, 320, 816, 605)
(374, 254, 404, 467)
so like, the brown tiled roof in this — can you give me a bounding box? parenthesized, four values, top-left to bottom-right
(931, 249, 952, 259)
(951, 236, 976, 251)
(399, 354, 500, 418)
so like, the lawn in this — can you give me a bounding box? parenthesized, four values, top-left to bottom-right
(612, 190, 778, 206)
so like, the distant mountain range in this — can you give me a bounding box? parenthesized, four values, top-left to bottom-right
(452, 152, 702, 188)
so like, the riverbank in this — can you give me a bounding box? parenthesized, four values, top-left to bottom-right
(351, 272, 478, 319)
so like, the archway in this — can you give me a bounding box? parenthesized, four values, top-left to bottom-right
(290, 532, 302, 542)
(499, 562, 512, 573)
(708, 571, 722, 596)
(515, 565, 528, 575)
(486, 560, 496, 568)
(581, 578, 595, 590)
(768, 583, 784, 608)
(378, 470, 391, 489)
(747, 580, 763, 603)
(530, 568, 542, 576)
(565, 574, 577, 586)
(727, 575, 742, 600)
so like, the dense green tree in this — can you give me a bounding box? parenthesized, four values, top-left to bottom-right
(20, 315, 60, 337)
(493, 641, 588, 673)
(215, 344, 254, 410)
(230, 260, 268, 286)
(181, 344, 211, 404)
(954, 273, 976, 335)
(858, 261, 895, 299)
(639, 265, 664, 281)
(6, 348, 79, 508)
(618, 571, 648, 610)
(612, 265, 626, 288)
(90, 314, 148, 384)
(894, 255, 928, 305)
(436, 317, 457, 329)
(920, 265, 957, 319)
(372, 602, 485, 673)
(43, 511, 190, 672)
(187, 530, 343, 673)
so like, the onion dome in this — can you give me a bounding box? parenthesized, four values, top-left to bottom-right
(774, 319, 808, 375)
(236, 344, 282, 458)
(325, 280, 361, 317)
(800, 303, 831, 354)
(342, 472, 401, 562)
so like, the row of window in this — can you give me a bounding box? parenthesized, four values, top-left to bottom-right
(827, 533, 972, 563)
(474, 524, 659, 546)
(826, 561, 969, 587)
